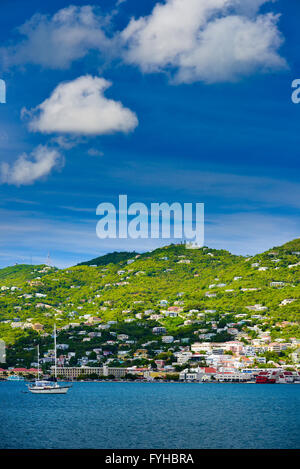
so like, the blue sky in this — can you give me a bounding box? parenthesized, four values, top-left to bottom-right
(0, 0, 300, 267)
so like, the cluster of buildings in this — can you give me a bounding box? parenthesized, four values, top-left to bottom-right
(179, 367, 300, 383)
(0, 367, 38, 378)
(0, 252, 299, 384)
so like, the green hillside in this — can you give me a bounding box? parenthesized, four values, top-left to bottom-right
(272, 238, 300, 254)
(77, 251, 138, 267)
(0, 264, 57, 287)
(0, 240, 299, 368)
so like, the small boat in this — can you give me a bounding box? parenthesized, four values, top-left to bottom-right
(28, 379, 70, 394)
(28, 325, 71, 394)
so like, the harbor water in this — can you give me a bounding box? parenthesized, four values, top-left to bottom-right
(0, 381, 299, 449)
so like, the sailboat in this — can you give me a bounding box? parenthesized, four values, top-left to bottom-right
(28, 325, 71, 394)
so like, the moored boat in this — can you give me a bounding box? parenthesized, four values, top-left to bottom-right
(28, 379, 70, 394)
(27, 325, 71, 394)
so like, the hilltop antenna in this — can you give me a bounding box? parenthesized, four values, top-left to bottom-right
(46, 252, 52, 267)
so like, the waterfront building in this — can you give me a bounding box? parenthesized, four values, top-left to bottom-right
(52, 366, 127, 379)
(216, 372, 252, 382)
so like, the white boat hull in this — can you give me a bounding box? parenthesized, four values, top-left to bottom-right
(28, 386, 70, 394)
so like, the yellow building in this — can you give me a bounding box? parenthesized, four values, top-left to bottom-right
(134, 349, 148, 358)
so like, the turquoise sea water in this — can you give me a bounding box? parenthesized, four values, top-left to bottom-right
(0, 381, 299, 449)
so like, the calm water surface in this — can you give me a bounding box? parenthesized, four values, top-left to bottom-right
(0, 381, 299, 449)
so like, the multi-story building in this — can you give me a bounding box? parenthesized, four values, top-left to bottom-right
(216, 371, 253, 382)
(52, 366, 127, 379)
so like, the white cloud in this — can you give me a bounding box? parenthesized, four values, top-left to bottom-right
(121, 0, 287, 83)
(0, 145, 63, 186)
(24, 75, 138, 136)
(1, 1, 287, 84)
(1, 5, 113, 69)
(87, 148, 104, 157)
(51, 135, 82, 149)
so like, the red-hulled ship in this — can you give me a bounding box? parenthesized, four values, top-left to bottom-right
(256, 371, 276, 384)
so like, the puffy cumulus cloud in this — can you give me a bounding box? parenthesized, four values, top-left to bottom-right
(175, 13, 285, 83)
(1, 1, 287, 83)
(24, 75, 139, 136)
(1, 145, 63, 186)
(1, 5, 113, 69)
(121, 0, 287, 83)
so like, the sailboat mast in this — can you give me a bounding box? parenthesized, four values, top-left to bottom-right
(54, 324, 57, 379)
(37, 344, 40, 379)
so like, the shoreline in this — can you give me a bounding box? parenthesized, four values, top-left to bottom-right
(2, 379, 295, 385)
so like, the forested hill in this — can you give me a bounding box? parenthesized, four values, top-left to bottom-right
(0, 239, 299, 346)
(0, 264, 56, 287)
(77, 251, 139, 267)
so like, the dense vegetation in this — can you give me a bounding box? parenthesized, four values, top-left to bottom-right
(0, 239, 299, 367)
(0, 264, 54, 287)
(77, 251, 138, 267)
